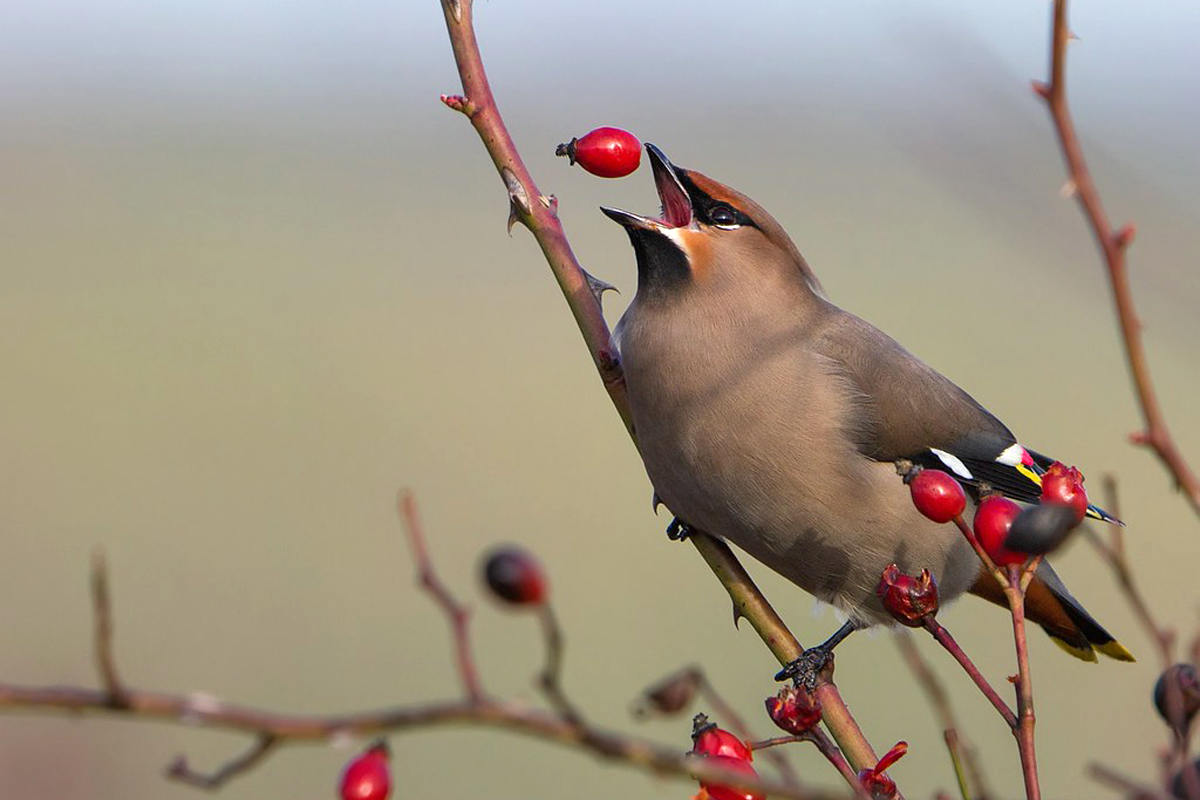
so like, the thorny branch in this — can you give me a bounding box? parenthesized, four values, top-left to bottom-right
(434, 0, 885, 785)
(1034, 0, 1200, 517)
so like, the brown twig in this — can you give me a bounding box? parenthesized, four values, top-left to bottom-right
(1006, 565, 1041, 800)
(167, 734, 278, 789)
(1086, 761, 1162, 800)
(90, 550, 128, 707)
(948, 513, 1040, 799)
(536, 604, 582, 724)
(804, 727, 873, 800)
(921, 619, 1016, 729)
(0, 681, 840, 799)
(1086, 475, 1175, 665)
(398, 490, 484, 702)
(434, 0, 885, 783)
(894, 632, 990, 800)
(1033, 0, 1200, 517)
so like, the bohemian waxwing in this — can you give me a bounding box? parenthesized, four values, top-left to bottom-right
(603, 143, 1133, 667)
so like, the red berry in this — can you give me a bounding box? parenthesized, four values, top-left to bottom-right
(700, 755, 764, 800)
(765, 685, 822, 734)
(876, 564, 939, 627)
(339, 744, 391, 800)
(691, 716, 752, 762)
(555, 127, 642, 178)
(857, 741, 907, 799)
(482, 546, 547, 605)
(908, 469, 966, 523)
(1040, 462, 1089, 525)
(973, 495, 1027, 566)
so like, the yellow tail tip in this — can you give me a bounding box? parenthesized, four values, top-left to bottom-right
(1096, 640, 1136, 662)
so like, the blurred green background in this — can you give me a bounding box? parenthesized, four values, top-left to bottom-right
(2, 0, 1198, 797)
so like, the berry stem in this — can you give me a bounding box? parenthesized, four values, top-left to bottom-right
(1006, 565, 1041, 800)
(921, 619, 1016, 728)
(537, 604, 583, 724)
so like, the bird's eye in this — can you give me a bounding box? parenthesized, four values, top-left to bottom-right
(709, 205, 739, 229)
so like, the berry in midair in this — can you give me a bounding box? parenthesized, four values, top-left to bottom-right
(973, 495, 1027, 566)
(556, 127, 642, 178)
(482, 545, 547, 606)
(906, 469, 966, 524)
(1040, 462, 1089, 525)
(339, 743, 391, 800)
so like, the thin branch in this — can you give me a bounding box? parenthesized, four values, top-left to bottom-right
(90, 550, 128, 707)
(1005, 565, 1041, 800)
(536, 604, 582, 724)
(803, 728, 872, 800)
(434, 0, 885, 781)
(0, 684, 839, 799)
(921, 620, 1016, 729)
(398, 490, 484, 702)
(1086, 761, 1162, 800)
(1034, 0, 1200, 517)
(167, 734, 278, 790)
(894, 632, 990, 799)
(1085, 475, 1175, 666)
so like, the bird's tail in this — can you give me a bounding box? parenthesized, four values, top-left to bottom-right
(968, 561, 1134, 663)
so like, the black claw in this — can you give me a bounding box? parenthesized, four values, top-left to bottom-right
(666, 517, 694, 541)
(775, 647, 835, 690)
(774, 620, 860, 689)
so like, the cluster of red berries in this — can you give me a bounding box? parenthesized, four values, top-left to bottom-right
(907, 462, 1090, 566)
(690, 716, 764, 800)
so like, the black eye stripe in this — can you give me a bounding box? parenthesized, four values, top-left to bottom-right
(674, 172, 758, 229)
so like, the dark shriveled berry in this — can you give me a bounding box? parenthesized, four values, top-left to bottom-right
(876, 564, 939, 627)
(482, 546, 547, 605)
(1155, 664, 1200, 734)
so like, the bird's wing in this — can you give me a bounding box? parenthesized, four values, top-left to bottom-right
(813, 308, 1116, 521)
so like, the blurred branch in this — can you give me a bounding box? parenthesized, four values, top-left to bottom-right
(895, 632, 991, 800)
(434, 0, 884, 783)
(1033, 0, 1200, 518)
(1086, 475, 1175, 666)
(0, 502, 848, 800)
(399, 490, 484, 702)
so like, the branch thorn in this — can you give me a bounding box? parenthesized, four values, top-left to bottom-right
(503, 167, 531, 235)
(1113, 223, 1136, 250)
(1031, 80, 1052, 100)
(1059, 178, 1077, 198)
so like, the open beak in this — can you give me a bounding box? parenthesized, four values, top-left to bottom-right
(601, 143, 694, 232)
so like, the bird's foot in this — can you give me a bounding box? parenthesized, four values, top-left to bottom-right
(774, 620, 861, 689)
(665, 517, 694, 541)
(775, 646, 836, 690)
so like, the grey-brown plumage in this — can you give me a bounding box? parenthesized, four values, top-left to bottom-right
(605, 144, 1131, 661)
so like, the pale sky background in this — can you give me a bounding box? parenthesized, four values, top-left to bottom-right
(2, 1, 1198, 798)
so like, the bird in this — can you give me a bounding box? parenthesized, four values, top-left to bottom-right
(602, 143, 1133, 670)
